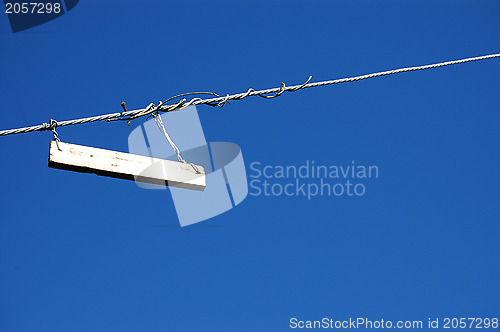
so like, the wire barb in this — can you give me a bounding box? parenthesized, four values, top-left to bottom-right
(1, 53, 499, 137)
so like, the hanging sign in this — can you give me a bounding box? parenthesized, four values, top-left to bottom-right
(48, 141, 206, 191)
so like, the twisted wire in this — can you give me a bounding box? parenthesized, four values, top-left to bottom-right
(152, 111, 185, 163)
(1, 53, 499, 137)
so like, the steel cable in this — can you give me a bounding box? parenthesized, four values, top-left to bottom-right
(1, 53, 499, 137)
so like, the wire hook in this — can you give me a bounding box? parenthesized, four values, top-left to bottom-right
(48, 119, 62, 150)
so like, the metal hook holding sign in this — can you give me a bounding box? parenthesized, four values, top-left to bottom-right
(43, 119, 62, 151)
(151, 108, 201, 174)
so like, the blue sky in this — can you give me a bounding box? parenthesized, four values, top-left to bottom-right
(0, 1, 499, 331)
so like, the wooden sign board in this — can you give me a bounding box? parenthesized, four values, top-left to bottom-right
(48, 141, 206, 191)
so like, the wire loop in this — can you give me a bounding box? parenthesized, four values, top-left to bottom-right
(217, 94, 231, 107)
(47, 119, 62, 150)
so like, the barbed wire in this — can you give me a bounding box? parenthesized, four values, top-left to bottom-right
(0, 53, 499, 137)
